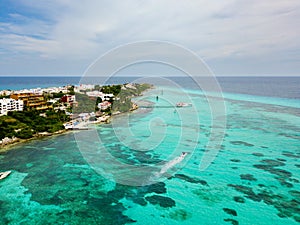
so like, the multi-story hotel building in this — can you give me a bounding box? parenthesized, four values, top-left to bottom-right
(10, 93, 50, 110)
(0, 98, 24, 116)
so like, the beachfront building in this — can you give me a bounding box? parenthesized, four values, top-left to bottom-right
(10, 93, 50, 110)
(75, 84, 95, 92)
(86, 91, 114, 101)
(0, 90, 12, 96)
(97, 101, 111, 110)
(61, 95, 76, 104)
(0, 98, 24, 116)
(42, 86, 69, 94)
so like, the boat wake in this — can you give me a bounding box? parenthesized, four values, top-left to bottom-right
(160, 152, 189, 174)
(151, 152, 189, 180)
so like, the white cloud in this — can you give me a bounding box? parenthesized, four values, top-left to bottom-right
(0, 0, 300, 75)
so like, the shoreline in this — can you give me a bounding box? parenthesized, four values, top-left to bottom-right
(0, 118, 114, 152)
(0, 110, 137, 153)
(0, 86, 154, 153)
(0, 129, 70, 153)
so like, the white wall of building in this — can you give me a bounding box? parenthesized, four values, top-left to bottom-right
(86, 91, 114, 101)
(0, 98, 23, 116)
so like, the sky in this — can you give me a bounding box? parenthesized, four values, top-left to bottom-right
(0, 0, 299, 76)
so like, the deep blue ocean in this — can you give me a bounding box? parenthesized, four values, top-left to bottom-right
(0, 76, 299, 225)
(0, 76, 299, 99)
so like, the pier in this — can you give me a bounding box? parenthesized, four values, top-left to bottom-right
(139, 105, 176, 109)
(139, 104, 192, 109)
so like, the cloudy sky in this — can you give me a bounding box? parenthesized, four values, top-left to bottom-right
(0, 0, 299, 76)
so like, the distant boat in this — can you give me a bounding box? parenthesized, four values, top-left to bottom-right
(181, 152, 189, 156)
(159, 152, 190, 175)
(176, 102, 192, 107)
(0, 171, 11, 180)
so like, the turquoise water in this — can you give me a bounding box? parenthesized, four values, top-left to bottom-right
(0, 86, 299, 225)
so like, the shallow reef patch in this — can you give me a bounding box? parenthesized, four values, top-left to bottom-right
(224, 218, 239, 225)
(240, 174, 257, 181)
(282, 151, 300, 159)
(230, 141, 254, 147)
(230, 159, 241, 163)
(228, 184, 300, 222)
(168, 209, 191, 221)
(252, 152, 264, 157)
(233, 196, 245, 203)
(171, 173, 208, 186)
(145, 195, 176, 208)
(223, 208, 237, 216)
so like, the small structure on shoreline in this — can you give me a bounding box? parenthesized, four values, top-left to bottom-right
(0, 137, 19, 146)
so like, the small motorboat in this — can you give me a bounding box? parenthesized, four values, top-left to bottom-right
(176, 102, 192, 107)
(0, 171, 11, 180)
(181, 152, 190, 156)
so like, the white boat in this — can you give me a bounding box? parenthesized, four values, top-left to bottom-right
(0, 171, 11, 180)
(159, 152, 190, 174)
(181, 152, 189, 157)
(176, 102, 192, 107)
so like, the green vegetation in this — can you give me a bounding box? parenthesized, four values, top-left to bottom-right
(111, 83, 152, 113)
(101, 85, 122, 96)
(68, 85, 75, 95)
(0, 110, 70, 140)
(95, 97, 102, 111)
(73, 93, 96, 113)
(94, 84, 101, 90)
(0, 95, 10, 99)
(74, 83, 152, 114)
(112, 98, 133, 113)
(0, 83, 152, 141)
(52, 91, 65, 99)
(134, 83, 152, 95)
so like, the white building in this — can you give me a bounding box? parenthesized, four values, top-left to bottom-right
(75, 84, 95, 92)
(86, 91, 102, 97)
(0, 98, 24, 116)
(0, 90, 12, 96)
(86, 91, 114, 101)
(97, 101, 112, 110)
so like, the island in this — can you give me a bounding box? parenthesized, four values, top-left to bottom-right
(0, 83, 152, 148)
